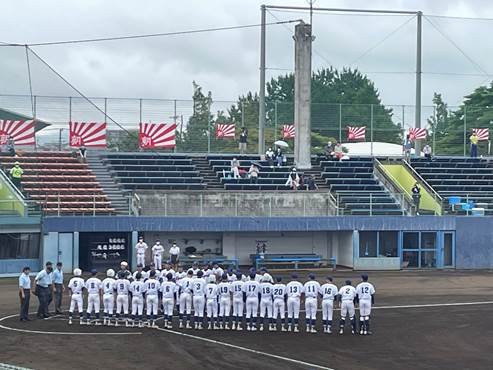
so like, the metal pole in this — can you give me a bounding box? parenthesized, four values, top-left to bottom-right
(339, 104, 342, 142)
(173, 100, 177, 153)
(258, 4, 266, 155)
(58, 129, 62, 151)
(370, 104, 374, 156)
(104, 98, 107, 124)
(265, 5, 417, 15)
(463, 106, 467, 156)
(414, 11, 423, 155)
(432, 105, 436, 155)
(139, 98, 143, 123)
(274, 101, 278, 141)
(207, 101, 211, 153)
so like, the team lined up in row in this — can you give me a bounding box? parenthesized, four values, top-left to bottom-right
(67, 263, 376, 335)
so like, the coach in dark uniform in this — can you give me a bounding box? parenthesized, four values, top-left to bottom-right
(19, 266, 31, 321)
(34, 261, 53, 318)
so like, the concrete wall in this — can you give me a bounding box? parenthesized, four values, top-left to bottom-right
(335, 232, 354, 268)
(456, 217, 493, 269)
(137, 191, 336, 217)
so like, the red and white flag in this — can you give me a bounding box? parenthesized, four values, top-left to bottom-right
(347, 126, 366, 140)
(215, 123, 235, 139)
(473, 128, 489, 141)
(408, 127, 427, 141)
(0, 120, 35, 146)
(69, 122, 107, 147)
(282, 124, 295, 139)
(139, 123, 176, 149)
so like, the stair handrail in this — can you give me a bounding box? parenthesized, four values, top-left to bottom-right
(0, 168, 27, 216)
(401, 159, 443, 203)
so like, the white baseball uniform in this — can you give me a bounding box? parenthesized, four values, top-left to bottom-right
(231, 280, 244, 318)
(68, 277, 85, 314)
(205, 283, 219, 318)
(272, 283, 286, 319)
(132, 270, 149, 281)
(135, 241, 148, 266)
(304, 280, 321, 321)
(217, 281, 231, 318)
(130, 280, 146, 317)
(152, 244, 164, 269)
(161, 280, 177, 317)
(286, 281, 304, 319)
(192, 277, 206, 318)
(144, 278, 160, 316)
(339, 285, 357, 319)
(259, 282, 273, 318)
(102, 277, 115, 315)
(242, 280, 259, 320)
(85, 277, 102, 314)
(320, 283, 338, 322)
(178, 277, 193, 315)
(115, 278, 131, 315)
(356, 282, 375, 316)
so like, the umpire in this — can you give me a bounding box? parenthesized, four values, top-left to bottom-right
(52, 262, 64, 314)
(33, 261, 53, 319)
(19, 266, 31, 321)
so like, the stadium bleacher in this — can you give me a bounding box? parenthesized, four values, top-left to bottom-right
(320, 157, 405, 215)
(104, 152, 206, 190)
(411, 157, 493, 215)
(0, 152, 115, 215)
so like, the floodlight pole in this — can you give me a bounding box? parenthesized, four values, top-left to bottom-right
(259, 5, 422, 154)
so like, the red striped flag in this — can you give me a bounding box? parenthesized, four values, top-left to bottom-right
(139, 123, 176, 149)
(473, 128, 489, 141)
(69, 122, 107, 147)
(0, 120, 35, 146)
(215, 123, 235, 139)
(282, 125, 295, 139)
(347, 126, 366, 140)
(409, 127, 427, 141)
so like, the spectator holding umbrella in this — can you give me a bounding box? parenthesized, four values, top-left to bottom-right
(275, 147, 284, 167)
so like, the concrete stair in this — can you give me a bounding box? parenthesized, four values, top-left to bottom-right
(305, 160, 330, 190)
(192, 157, 223, 190)
(86, 151, 129, 214)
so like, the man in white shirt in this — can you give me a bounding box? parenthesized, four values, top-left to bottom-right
(152, 240, 164, 270)
(135, 237, 148, 267)
(169, 242, 180, 267)
(356, 274, 376, 335)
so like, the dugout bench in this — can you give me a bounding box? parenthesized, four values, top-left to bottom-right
(250, 253, 337, 271)
(179, 255, 239, 270)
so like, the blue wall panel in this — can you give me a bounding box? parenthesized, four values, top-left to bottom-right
(455, 217, 493, 269)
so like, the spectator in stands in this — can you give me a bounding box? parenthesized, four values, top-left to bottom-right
(423, 144, 432, 160)
(248, 164, 259, 184)
(239, 127, 248, 154)
(9, 162, 23, 190)
(325, 141, 334, 159)
(286, 168, 300, 190)
(6, 136, 15, 156)
(78, 146, 87, 162)
(411, 182, 421, 215)
(306, 175, 318, 191)
(265, 147, 275, 168)
(275, 147, 284, 167)
(403, 135, 412, 161)
(333, 142, 344, 161)
(230, 157, 240, 179)
(470, 131, 479, 158)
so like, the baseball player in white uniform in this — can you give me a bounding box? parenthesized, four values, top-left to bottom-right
(132, 264, 149, 281)
(319, 276, 338, 334)
(68, 268, 85, 325)
(231, 273, 244, 330)
(242, 273, 260, 331)
(217, 274, 231, 329)
(102, 269, 116, 326)
(144, 270, 160, 328)
(85, 269, 102, 325)
(135, 237, 148, 267)
(304, 273, 321, 333)
(178, 270, 194, 329)
(272, 276, 287, 331)
(161, 263, 176, 281)
(286, 274, 304, 332)
(259, 275, 274, 331)
(356, 274, 376, 335)
(161, 273, 177, 329)
(205, 275, 219, 330)
(115, 271, 131, 327)
(152, 241, 164, 270)
(192, 270, 207, 329)
(338, 279, 357, 335)
(130, 272, 146, 327)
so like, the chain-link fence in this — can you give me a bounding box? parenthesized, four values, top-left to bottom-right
(0, 93, 491, 156)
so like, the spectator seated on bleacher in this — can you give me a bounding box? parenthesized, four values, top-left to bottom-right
(275, 147, 284, 167)
(230, 157, 240, 179)
(248, 164, 259, 184)
(306, 175, 318, 191)
(285, 168, 300, 190)
(333, 142, 344, 161)
(423, 144, 432, 161)
(265, 147, 275, 168)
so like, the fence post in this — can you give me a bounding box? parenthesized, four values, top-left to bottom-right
(164, 193, 167, 216)
(139, 98, 143, 123)
(33, 95, 37, 118)
(463, 106, 467, 156)
(432, 105, 436, 156)
(370, 104, 374, 156)
(339, 103, 342, 142)
(207, 101, 211, 154)
(274, 101, 278, 141)
(104, 98, 108, 124)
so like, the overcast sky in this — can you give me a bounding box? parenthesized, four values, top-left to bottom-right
(1, 0, 493, 114)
